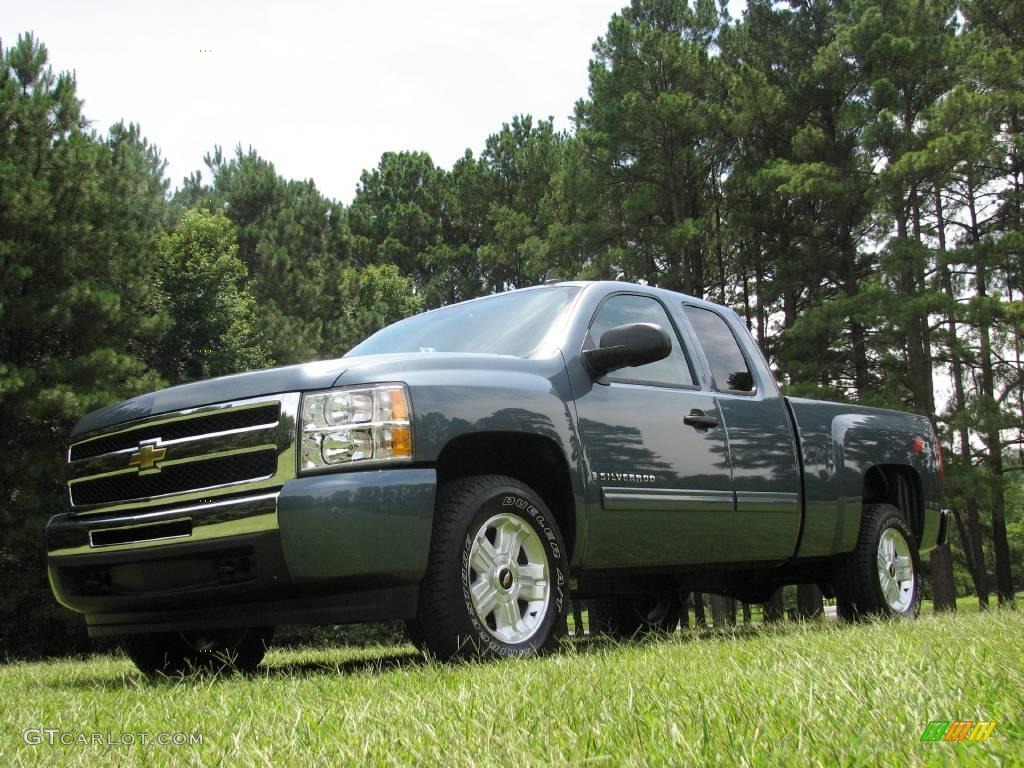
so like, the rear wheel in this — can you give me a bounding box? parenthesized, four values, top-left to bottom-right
(834, 503, 921, 620)
(122, 627, 273, 676)
(590, 594, 682, 637)
(413, 475, 569, 660)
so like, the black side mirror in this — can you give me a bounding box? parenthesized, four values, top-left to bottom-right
(582, 322, 672, 378)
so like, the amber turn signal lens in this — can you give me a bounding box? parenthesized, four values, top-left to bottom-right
(390, 426, 412, 457)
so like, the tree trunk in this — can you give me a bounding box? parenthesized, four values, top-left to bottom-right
(796, 584, 823, 618)
(709, 594, 735, 627)
(754, 249, 768, 355)
(692, 592, 707, 627)
(929, 544, 957, 612)
(896, 212, 935, 416)
(976, 261, 1014, 604)
(572, 600, 585, 636)
(965, 500, 990, 608)
(840, 229, 868, 396)
(762, 588, 784, 623)
(741, 602, 752, 624)
(936, 186, 989, 607)
(962, 178, 1013, 603)
(714, 190, 726, 305)
(741, 267, 753, 331)
(783, 290, 797, 330)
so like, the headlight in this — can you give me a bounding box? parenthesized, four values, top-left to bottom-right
(300, 384, 413, 472)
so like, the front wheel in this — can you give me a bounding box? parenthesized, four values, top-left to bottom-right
(412, 475, 569, 661)
(833, 503, 921, 620)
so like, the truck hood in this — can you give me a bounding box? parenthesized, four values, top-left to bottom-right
(71, 352, 555, 438)
(71, 358, 349, 438)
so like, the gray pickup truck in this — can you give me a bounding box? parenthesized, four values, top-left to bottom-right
(47, 281, 945, 672)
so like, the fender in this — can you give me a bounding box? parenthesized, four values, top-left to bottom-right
(333, 353, 589, 564)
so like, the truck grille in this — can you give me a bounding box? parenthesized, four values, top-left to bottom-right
(67, 395, 299, 514)
(69, 404, 282, 461)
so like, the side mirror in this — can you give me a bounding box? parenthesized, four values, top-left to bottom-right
(582, 322, 672, 378)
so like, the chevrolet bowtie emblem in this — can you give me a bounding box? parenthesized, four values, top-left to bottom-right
(129, 440, 167, 473)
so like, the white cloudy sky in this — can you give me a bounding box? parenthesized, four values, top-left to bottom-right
(4, 0, 653, 203)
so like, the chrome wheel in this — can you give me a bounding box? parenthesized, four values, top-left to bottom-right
(877, 527, 915, 612)
(468, 512, 550, 644)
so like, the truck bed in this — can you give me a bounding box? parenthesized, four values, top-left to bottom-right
(785, 397, 942, 558)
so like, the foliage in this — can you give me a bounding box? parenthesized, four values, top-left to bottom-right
(153, 209, 271, 382)
(573, 0, 730, 295)
(187, 146, 353, 365)
(0, 35, 169, 657)
(328, 263, 422, 355)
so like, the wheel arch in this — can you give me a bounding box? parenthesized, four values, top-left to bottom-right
(434, 432, 578, 561)
(862, 464, 924, 544)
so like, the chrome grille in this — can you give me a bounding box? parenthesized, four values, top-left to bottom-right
(70, 451, 279, 506)
(69, 404, 281, 461)
(66, 394, 299, 515)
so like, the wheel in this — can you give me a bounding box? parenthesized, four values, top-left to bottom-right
(833, 503, 921, 620)
(122, 627, 273, 676)
(413, 475, 570, 660)
(590, 593, 682, 637)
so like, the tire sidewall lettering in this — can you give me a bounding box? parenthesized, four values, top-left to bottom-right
(460, 490, 569, 654)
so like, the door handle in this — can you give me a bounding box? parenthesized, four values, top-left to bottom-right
(684, 410, 720, 430)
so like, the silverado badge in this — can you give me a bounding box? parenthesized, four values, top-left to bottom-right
(129, 439, 166, 474)
(592, 471, 656, 484)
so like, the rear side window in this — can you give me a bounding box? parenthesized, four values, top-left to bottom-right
(684, 306, 755, 394)
(587, 294, 694, 387)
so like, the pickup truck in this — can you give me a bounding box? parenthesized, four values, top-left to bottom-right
(47, 281, 946, 673)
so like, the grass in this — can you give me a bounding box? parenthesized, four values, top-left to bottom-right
(920, 593, 1019, 614)
(2, 611, 1021, 767)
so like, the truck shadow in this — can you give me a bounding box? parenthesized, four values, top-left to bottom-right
(261, 649, 425, 678)
(52, 620, 840, 689)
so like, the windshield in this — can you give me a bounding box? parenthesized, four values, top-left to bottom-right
(347, 286, 581, 358)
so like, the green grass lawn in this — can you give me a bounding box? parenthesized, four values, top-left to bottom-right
(2, 611, 1021, 767)
(919, 593, 1022, 614)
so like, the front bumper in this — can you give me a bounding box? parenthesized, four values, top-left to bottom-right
(46, 467, 436, 636)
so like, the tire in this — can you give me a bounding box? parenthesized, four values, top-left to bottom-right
(413, 475, 570, 661)
(403, 618, 428, 652)
(122, 627, 273, 676)
(833, 503, 921, 620)
(590, 594, 682, 637)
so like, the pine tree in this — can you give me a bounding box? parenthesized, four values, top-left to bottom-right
(0, 35, 169, 654)
(573, 0, 730, 296)
(196, 146, 350, 364)
(476, 116, 566, 291)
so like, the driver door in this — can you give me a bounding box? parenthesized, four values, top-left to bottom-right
(574, 293, 735, 567)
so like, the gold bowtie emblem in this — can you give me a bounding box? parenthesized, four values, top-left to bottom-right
(129, 441, 166, 473)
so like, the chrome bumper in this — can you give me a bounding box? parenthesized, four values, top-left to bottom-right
(46, 492, 279, 557)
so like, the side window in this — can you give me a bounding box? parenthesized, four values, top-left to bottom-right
(587, 294, 694, 387)
(684, 306, 755, 394)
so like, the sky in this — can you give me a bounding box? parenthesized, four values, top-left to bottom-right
(4, 0, 658, 204)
